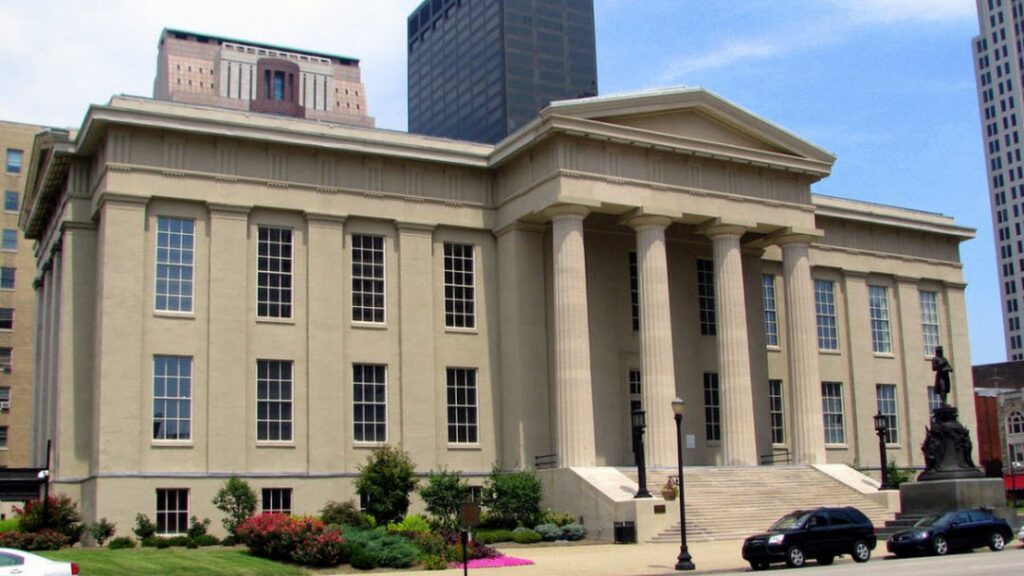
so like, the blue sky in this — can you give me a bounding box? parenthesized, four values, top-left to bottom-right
(0, 0, 1002, 364)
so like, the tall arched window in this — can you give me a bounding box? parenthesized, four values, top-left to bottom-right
(1008, 411, 1024, 435)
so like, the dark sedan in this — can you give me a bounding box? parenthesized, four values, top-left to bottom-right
(742, 507, 876, 570)
(886, 508, 1013, 557)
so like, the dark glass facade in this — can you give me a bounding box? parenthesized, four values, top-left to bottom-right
(408, 0, 597, 144)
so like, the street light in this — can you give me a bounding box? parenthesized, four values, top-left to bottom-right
(873, 413, 891, 490)
(631, 408, 652, 498)
(672, 397, 695, 571)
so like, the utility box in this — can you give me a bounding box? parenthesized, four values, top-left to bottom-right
(613, 521, 636, 544)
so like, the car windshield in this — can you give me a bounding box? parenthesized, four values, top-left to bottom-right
(771, 512, 810, 530)
(913, 513, 952, 527)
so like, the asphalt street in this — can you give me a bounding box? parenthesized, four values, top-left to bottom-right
(711, 547, 1024, 575)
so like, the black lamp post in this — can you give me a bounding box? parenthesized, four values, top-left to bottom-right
(672, 397, 695, 571)
(631, 408, 652, 498)
(873, 413, 891, 490)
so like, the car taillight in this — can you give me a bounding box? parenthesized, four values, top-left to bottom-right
(71, 562, 79, 575)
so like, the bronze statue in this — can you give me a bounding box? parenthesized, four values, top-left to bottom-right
(931, 345, 952, 408)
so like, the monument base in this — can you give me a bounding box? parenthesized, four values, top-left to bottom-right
(900, 478, 1019, 526)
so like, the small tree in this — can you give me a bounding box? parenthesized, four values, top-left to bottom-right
(419, 469, 469, 530)
(89, 518, 116, 546)
(16, 494, 85, 545)
(355, 445, 418, 526)
(212, 476, 257, 537)
(482, 466, 542, 528)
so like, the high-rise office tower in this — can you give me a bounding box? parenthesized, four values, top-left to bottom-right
(973, 0, 1024, 360)
(155, 29, 374, 127)
(407, 0, 597, 144)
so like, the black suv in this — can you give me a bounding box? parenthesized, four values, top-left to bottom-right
(742, 507, 876, 570)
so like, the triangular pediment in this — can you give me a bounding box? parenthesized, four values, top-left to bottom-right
(539, 88, 836, 165)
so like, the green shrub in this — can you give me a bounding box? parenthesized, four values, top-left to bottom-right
(15, 495, 85, 545)
(107, 536, 136, 549)
(511, 527, 541, 544)
(190, 534, 220, 547)
(419, 469, 469, 530)
(420, 554, 449, 570)
(474, 528, 514, 544)
(482, 467, 543, 528)
(133, 514, 157, 539)
(560, 522, 586, 541)
(343, 526, 419, 568)
(166, 535, 191, 547)
(540, 509, 576, 527)
(0, 529, 69, 550)
(386, 514, 431, 535)
(89, 517, 116, 546)
(186, 516, 211, 539)
(320, 500, 370, 528)
(212, 476, 257, 538)
(534, 523, 560, 541)
(0, 518, 20, 532)
(887, 459, 914, 488)
(141, 535, 172, 548)
(355, 445, 418, 526)
(350, 546, 378, 570)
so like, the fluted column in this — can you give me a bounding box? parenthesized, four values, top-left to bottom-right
(546, 205, 596, 467)
(708, 226, 758, 465)
(779, 237, 826, 464)
(629, 215, 676, 468)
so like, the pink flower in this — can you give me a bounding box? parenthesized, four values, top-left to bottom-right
(449, 556, 535, 569)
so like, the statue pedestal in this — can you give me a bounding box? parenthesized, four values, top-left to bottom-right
(917, 406, 983, 481)
(900, 478, 1006, 515)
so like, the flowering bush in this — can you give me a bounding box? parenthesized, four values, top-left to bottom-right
(0, 529, 69, 551)
(236, 514, 345, 567)
(15, 495, 84, 545)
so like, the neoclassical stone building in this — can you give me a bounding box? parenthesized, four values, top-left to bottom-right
(20, 89, 975, 532)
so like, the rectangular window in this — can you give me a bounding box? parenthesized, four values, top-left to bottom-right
(0, 387, 8, 411)
(256, 360, 293, 442)
(153, 356, 192, 441)
(763, 274, 779, 347)
(353, 363, 387, 443)
(0, 267, 14, 290)
(0, 308, 13, 330)
(257, 226, 293, 319)
(444, 243, 476, 329)
(5, 149, 22, 174)
(0, 347, 10, 372)
(920, 291, 941, 357)
(629, 252, 639, 331)
(703, 372, 720, 441)
(769, 379, 785, 444)
(156, 489, 189, 534)
(351, 234, 385, 323)
(3, 191, 17, 212)
(261, 488, 292, 515)
(868, 286, 892, 354)
(628, 369, 641, 396)
(1, 229, 17, 252)
(875, 384, 899, 444)
(697, 259, 716, 336)
(0, 426, 7, 448)
(927, 386, 943, 412)
(446, 368, 478, 444)
(814, 280, 838, 350)
(821, 381, 846, 445)
(155, 217, 195, 313)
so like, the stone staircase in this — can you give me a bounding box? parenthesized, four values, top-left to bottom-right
(620, 466, 894, 542)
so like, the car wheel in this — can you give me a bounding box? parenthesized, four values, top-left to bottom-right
(932, 534, 949, 556)
(785, 545, 806, 568)
(816, 555, 834, 566)
(989, 532, 1006, 551)
(749, 561, 769, 571)
(852, 540, 871, 563)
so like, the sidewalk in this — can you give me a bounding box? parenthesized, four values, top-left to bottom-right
(325, 539, 752, 576)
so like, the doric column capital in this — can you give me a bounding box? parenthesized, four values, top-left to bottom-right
(543, 204, 591, 221)
(625, 214, 674, 231)
(701, 223, 748, 238)
(770, 227, 824, 248)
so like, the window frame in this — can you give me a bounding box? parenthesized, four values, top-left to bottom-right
(919, 290, 941, 358)
(154, 216, 195, 314)
(629, 252, 639, 331)
(446, 367, 479, 445)
(1008, 410, 1024, 435)
(152, 355, 192, 442)
(697, 259, 716, 336)
(1, 229, 17, 252)
(703, 372, 721, 442)
(868, 285, 892, 354)
(0, 267, 14, 291)
(353, 363, 387, 444)
(256, 226, 293, 320)
(821, 381, 846, 445)
(0, 308, 13, 331)
(351, 234, 386, 324)
(875, 383, 900, 445)
(5, 149, 22, 174)
(155, 489, 189, 535)
(256, 359, 294, 443)
(814, 279, 839, 351)
(769, 379, 785, 445)
(762, 274, 779, 347)
(3, 191, 17, 213)
(261, 487, 293, 515)
(443, 242, 476, 330)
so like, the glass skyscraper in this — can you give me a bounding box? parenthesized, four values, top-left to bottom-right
(408, 0, 598, 144)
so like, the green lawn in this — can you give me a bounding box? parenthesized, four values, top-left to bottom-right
(39, 547, 308, 576)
